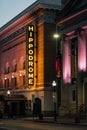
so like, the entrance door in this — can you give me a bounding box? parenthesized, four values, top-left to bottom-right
(85, 83, 87, 107)
(33, 98, 41, 117)
(11, 102, 17, 116)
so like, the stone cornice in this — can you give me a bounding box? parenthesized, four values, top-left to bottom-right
(57, 8, 87, 26)
(0, 7, 58, 46)
(0, 1, 59, 31)
(0, 26, 26, 45)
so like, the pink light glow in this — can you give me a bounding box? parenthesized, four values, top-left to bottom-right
(56, 59, 58, 73)
(56, 57, 61, 77)
(78, 32, 86, 71)
(63, 39, 71, 83)
(82, 26, 87, 29)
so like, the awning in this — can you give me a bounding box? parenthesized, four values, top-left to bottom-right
(5, 95, 27, 101)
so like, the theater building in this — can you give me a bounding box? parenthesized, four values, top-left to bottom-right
(0, 0, 87, 118)
(0, 0, 62, 116)
(56, 0, 87, 117)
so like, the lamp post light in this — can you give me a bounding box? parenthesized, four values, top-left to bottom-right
(54, 33, 60, 39)
(52, 80, 57, 122)
(7, 90, 11, 118)
(53, 26, 61, 119)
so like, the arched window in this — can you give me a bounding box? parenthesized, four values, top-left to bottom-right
(5, 63, 10, 74)
(23, 60, 26, 70)
(13, 64, 17, 72)
(4, 78, 9, 88)
(12, 77, 17, 87)
(23, 75, 26, 85)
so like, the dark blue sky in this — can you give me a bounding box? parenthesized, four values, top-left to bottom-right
(0, 0, 36, 28)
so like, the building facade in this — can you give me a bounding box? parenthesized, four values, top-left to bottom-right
(0, 0, 87, 118)
(56, 0, 87, 117)
(0, 0, 62, 116)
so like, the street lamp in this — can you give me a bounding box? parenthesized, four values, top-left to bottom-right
(53, 33, 60, 39)
(52, 80, 57, 122)
(7, 90, 11, 118)
(53, 26, 61, 119)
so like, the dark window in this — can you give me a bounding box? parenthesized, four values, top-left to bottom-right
(23, 61, 26, 70)
(28, 100, 31, 111)
(5, 66, 10, 74)
(7, 66, 10, 73)
(4, 68, 6, 74)
(13, 64, 17, 72)
(14, 77, 17, 86)
(4, 79, 6, 88)
(4, 78, 9, 88)
(12, 77, 17, 87)
(23, 75, 26, 85)
(72, 90, 76, 101)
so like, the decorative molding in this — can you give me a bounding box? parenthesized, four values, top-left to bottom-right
(0, 26, 26, 45)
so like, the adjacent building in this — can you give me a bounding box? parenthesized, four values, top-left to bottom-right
(56, 0, 87, 117)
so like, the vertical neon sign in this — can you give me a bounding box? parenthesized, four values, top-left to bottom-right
(26, 25, 34, 87)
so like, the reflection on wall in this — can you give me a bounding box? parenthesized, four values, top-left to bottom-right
(63, 38, 71, 83)
(78, 31, 86, 71)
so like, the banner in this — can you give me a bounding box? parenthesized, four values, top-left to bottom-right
(56, 55, 62, 78)
(71, 38, 78, 83)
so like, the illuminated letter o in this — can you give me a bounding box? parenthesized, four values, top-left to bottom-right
(29, 50, 33, 55)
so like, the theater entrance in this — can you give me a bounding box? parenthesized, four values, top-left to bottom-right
(33, 98, 41, 118)
(4, 95, 27, 117)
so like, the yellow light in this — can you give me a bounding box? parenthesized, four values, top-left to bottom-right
(52, 80, 56, 87)
(12, 75, 14, 78)
(53, 33, 60, 38)
(4, 77, 7, 80)
(19, 73, 22, 77)
(7, 90, 10, 95)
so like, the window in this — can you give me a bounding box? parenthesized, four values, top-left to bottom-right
(23, 75, 26, 85)
(13, 64, 17, 72)
(4, 66, 10, 74)
(72, 90, 76, 101)
(23, 60, 26, 70)
(4, 78, 9, 88)
(12, 77, 17, 87)
(4, 68, 6, 74)
(28, 100, 31, 111)
(7, 66, 10, 73)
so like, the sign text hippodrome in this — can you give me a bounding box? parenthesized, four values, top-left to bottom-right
(27, 25, 34, 86)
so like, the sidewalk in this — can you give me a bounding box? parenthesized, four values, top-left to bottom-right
(22, 116, 87, 126)
(1, 114, 87, 126)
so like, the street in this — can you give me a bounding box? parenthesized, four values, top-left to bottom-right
(0, 119, 87, 130)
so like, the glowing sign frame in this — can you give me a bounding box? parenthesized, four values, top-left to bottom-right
(26, 25, 34, 87)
